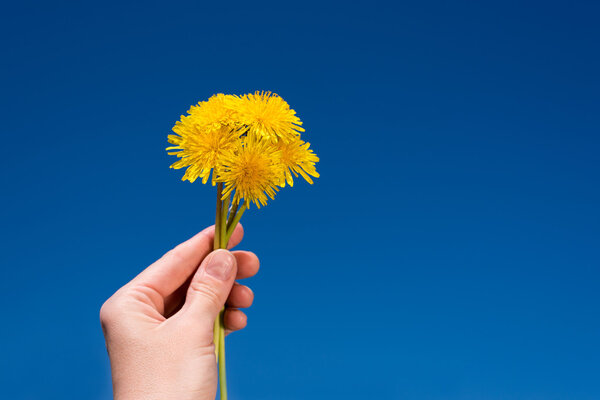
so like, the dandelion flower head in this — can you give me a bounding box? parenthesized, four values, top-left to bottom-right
(167, 94, 239, 183)
(217, 135, 283, 208)
(226, 91, 304, 143)
(277, 136, 320, 187)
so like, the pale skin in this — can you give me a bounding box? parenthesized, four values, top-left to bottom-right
(100, 224, 258, 400)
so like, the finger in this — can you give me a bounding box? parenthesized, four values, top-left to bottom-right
(127, 224, 244, 306)
(163, 244, 255, 318)
(180, 249, 238, 332)
(232, 251, 260, 279)
(226, 283, 254, 309)
(224, 309, 247, 332)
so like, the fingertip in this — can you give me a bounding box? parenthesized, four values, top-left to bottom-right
(232, 251, 260, 279)
(224, 309, 247, 331)
(226, 283, 254, 308)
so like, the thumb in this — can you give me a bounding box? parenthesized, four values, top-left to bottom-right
(182, 249, 237, 333)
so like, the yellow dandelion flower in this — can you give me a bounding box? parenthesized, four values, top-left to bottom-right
(217, 135, 283, 208)
(167, 124, 240, 184)
(277, 136, 320, 187)
(167, 94, 244, 184)
(226, 91, 304, 142)
(186, 93, 238, 132)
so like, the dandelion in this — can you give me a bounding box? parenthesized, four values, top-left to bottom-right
(226, 91, 304, 142)
(218, 135, 282, 208)
(277, 136, 320, 187)
(166, 95, 240, 184)
(188, 93, 239, 132)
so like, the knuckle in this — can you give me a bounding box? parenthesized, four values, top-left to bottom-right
(164, 245, 186, 264)
(188, 281, 223, 310)
(99, 298, 118, 329)
(99, 290, 130, 329)
(99, 294, 141, 338)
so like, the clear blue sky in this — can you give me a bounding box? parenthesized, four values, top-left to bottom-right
(1, 1, 599, 399)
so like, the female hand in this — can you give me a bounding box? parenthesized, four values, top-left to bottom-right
(100, 225, 258, 400)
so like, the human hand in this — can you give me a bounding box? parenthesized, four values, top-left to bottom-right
(100, 225, 258, 400)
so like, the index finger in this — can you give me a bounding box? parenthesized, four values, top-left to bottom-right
(127, 223, 244, 300)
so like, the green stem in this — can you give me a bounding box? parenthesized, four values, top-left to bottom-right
(220, 195, 230, 249)
(213, 184, 223, 363)
(226, 200, 240, 232)
(225, 202, 247, 240)
(214, 183, 223, 251)
(212, 183, 229, 400)
(218, 308, 227, 400)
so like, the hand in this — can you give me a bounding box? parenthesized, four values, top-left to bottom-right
(100, 225, 258, 400)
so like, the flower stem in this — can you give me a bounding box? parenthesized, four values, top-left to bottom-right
(214, 183, 223, 250)
(225, 202, 247, 240)
(218, 307, 227, 399)
(220, 194, 230, 249)
(213, 184, 223, 363)
(226, 200, 240, 232)
(212, 183, 228, 400)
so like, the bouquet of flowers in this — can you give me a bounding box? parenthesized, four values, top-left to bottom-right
(166, 91, 319, 399)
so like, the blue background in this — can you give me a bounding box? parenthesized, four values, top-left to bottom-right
(1, 1, 599, 399)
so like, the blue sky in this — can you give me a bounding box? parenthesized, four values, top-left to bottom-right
(1, 1, 599, 399)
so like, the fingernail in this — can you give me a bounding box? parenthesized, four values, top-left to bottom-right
(205, 250, 234, 281)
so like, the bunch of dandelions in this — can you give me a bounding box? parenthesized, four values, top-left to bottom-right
(166, 91, 319, 400)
